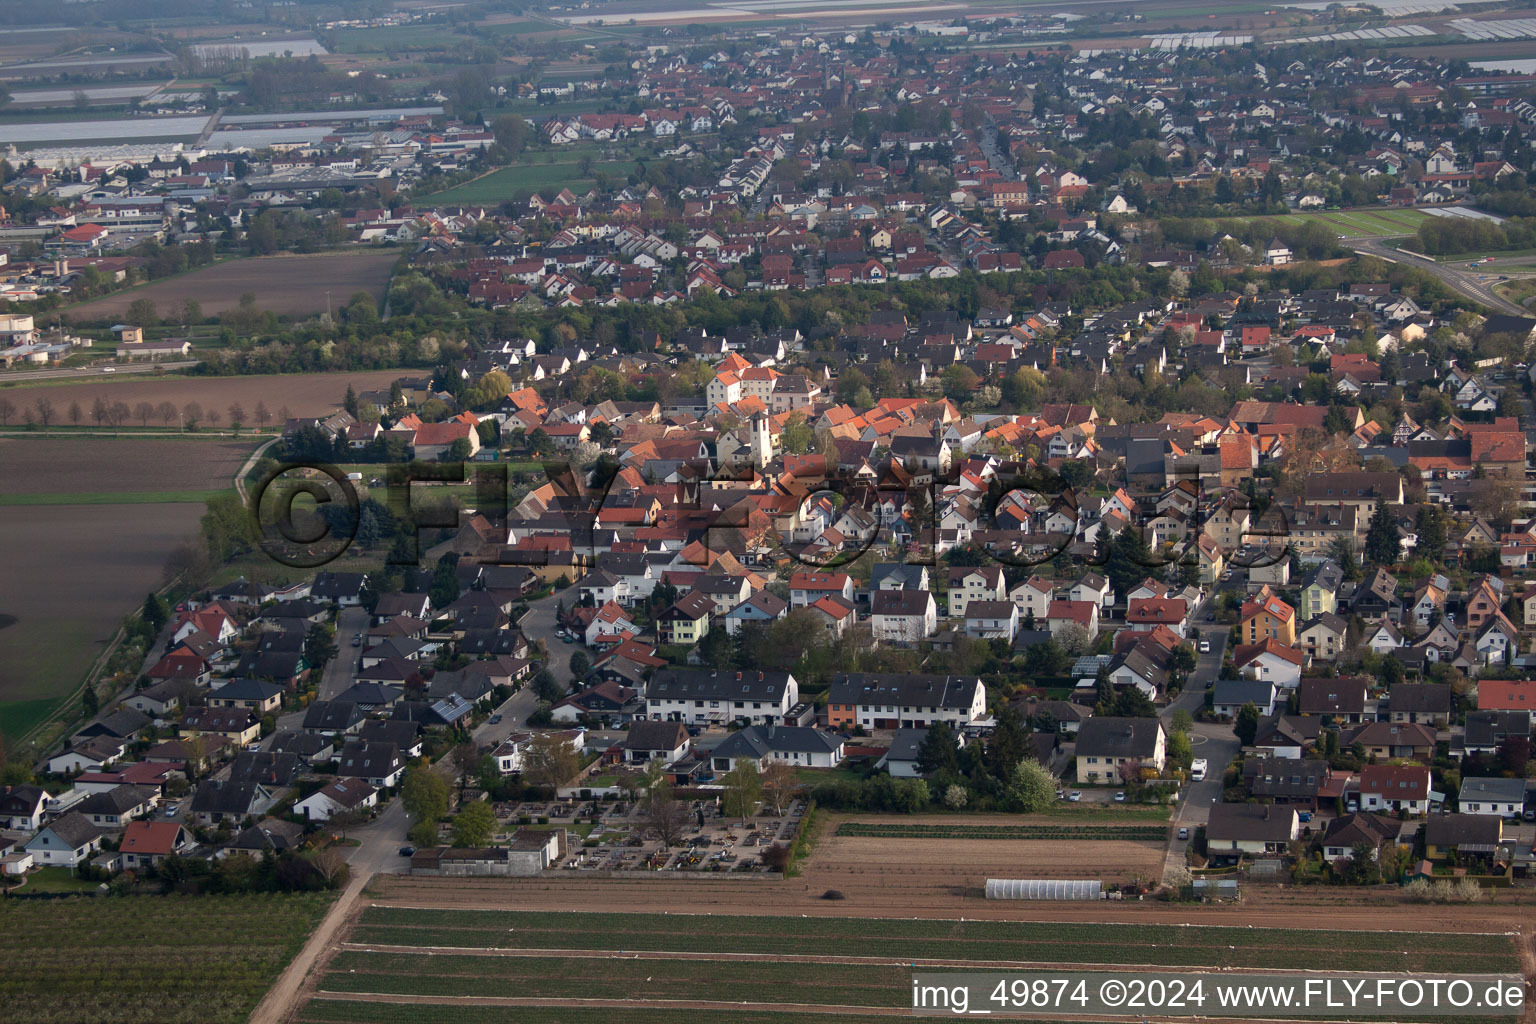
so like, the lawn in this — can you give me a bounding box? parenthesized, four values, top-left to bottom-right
(17, 866, 101, 893)
(0, 892, 333, 1024)
(421, 159, 639, 204)
(1494, 277, 1536, 309)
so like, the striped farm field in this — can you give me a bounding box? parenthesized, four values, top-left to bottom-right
(297, 907, 1523, 1024)
(1223, 207, 1433, 237)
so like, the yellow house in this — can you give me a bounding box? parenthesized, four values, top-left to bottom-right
(659, 591, 714, 646)
(1241, 585, 1296, 645)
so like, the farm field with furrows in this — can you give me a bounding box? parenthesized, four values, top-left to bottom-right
(346, 907, 1518, 973)
(60, 251, 398, 321)
(0, 436, 248, 498)
(0, 436, 254, 741)
(294, 906, 1522, 1024)
(0, 893, 333, 1024)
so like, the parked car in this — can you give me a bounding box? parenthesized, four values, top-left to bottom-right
(1068, 791, 1083, 802)
(1198, 639, 1210, 653)
(1114, 791, 1126, 803)
(1177, 827, 1190, 840)
(1190, 758, 1208, 781)
(351, 632, 363, 647)
(1298, 811, 1313, 823)
(489, 714, 502, 725)
(163, 804, 180, 818)
(398, 846, 415, 857)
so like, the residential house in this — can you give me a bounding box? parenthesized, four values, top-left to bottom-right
(827, 672, 987, 730)
(1358, 764, 1431, 815)
(708, 724, 845, 770)
(1458, 777, 1526, 817)
(644, 668, 799, 726)
(1074, 717, 1166, 783)
(293, 779, 380, 822)
(1204, 803, 1300, 861)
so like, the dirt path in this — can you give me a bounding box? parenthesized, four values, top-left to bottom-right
(248, 872, 370, 1024)
(364, 873, 1536, 931)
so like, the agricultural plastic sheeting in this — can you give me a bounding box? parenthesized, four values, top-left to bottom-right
(985, 878, 1102, 900)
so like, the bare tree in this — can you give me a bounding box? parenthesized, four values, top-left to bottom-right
(157, 401, 178, 426)
(760, 759, 799, 816)
(305, 847, 350, 888)
(524, 732, 581, 788)
(107, 401, 131, 432)
(91, 396, 108, 427)
(228, 402, 245, 432)
(254, 401, 271, 429)
(34, 398, 54, 428)
(135, 402, 154, 427)
(278, 405, 291, 424)
(68, 401, 82, 426)
(450, 741, 479, 791)
(182, 401, 203, 429)
(206, 406, 222, 428)
(639, 781, 689, 848)
(0, 397, 13, 425)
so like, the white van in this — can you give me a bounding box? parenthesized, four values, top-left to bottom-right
(1190, 758, 1208, 782)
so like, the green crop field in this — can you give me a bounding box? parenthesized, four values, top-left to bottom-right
(0, 892, 333, 1024)
(1221, 207, 1433, 238)
(834, 822, 1169, 840)
(301, 908, 1522, 1024)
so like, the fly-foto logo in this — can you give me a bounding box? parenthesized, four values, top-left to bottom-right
(246, 458, 1293, 572)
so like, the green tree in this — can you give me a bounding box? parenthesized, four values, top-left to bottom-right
(141, 592, 169, 636)
(1104, 526, 1155, 602)
(569, 650, 590, 680)
(721, 760, 762, 824)
(780, 413, 813, 454)
(1007, 758, 1057, 813)
(450, 800, 496, 847)
(1234, 702, 1262, 746)
(1415, 504, 1447, 562)
(915, 721, 959, 777)
(303, 623, 337, 675)
(401, 765, 450, 829)
(531, 668, 564, 703)
(1167, 729, 1194, 771)
(1364, 499, 1400, 566)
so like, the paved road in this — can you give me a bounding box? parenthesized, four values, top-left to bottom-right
(0, 360, 198, 383)
(1156, 592, 1240, 882)
(270, 606, 369, 738)
(517, 592, 573, 687)
(1350, 237, 1532, 316)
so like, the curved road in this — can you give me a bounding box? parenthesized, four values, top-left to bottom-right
(1351, 237, 1534, 317)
